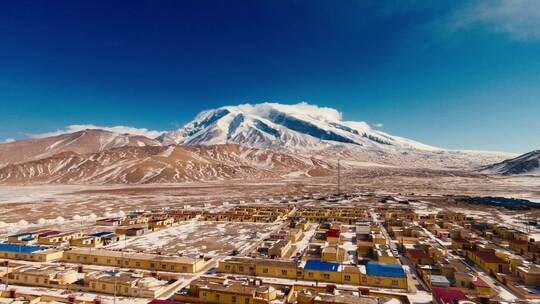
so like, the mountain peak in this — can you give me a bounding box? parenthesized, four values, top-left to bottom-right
(159, 102, 435, 152)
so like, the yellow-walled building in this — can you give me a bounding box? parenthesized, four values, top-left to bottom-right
(63, 248, 211, 273)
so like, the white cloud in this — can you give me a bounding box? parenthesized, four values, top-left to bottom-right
(30, 124, 166, 139)
(235, 102, 343, 122)
(1, 138, 15, 144)
(449, 0, 540, 41)
(374, 123, 384, 128)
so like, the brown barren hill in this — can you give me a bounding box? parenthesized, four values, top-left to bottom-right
(0, 144, 334, 185)
(0, 129, 161, 167)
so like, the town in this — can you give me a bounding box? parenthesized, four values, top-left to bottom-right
(0, 192, 538, 304)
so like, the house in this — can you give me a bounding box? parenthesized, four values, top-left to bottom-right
(37, 230, 85, 246)
(510, 239, 530, 255)
(268, 240, 292, 258)
(466, 250, 510, 274)
(321, 246, 347, 263)
(516, 264, 540, 286)
(326, 229, 341, 243)
(431, 287, 468, 304)
(451, 238, 472, 250)
(375, 244, 399, 264)
(471, 277, 491, 295)
(0, 244, 63, 262)
(96, 217, 123, 226)
(63, 248, 211, 273)
(115, 224, 149, 236)
(302, 260, 342, 283)
(357, 241, 373, 258)
(82, 270, 182, 298)
(7, 232, 40, 244)
(429, 275, 451, 287)
(173, 277, 277, 304)
(362, 262, 407, 289)
(3, 264, 80, 287)
(406, 249, 433, 266)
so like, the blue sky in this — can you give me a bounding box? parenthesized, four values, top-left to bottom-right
(1, 1, 539, 153)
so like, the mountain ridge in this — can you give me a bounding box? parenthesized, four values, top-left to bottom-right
(481, 150, 540, 176)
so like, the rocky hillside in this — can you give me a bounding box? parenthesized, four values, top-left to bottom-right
(482, 150, 540, 176)
(0, 129, 160, 168)
(0, 144, 333, 184)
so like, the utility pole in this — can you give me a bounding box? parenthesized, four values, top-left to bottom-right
(337, 159, 341, 195)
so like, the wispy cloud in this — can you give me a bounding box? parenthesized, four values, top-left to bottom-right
(1, 138, 15, 144)
(373, 123, 384, 128)
(448, 0, 540, 41)
(30, 124, 166, 139)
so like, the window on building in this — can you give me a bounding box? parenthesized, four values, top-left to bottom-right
(245, 298, 250, 304)
(232, 296, 237, 303)
(215, 294, 220, 300)
(392, 280, 398, 285)
(308, 272, 314, 278)
(202, 292, 207, 298)
(344, 275, 351, 281)
(239, 266, 244, 271)
(323, 274, 330, 279)
(281, 270, 288, 276)
(263, 268, 268, 273)
(102, 284, 106, 290)
(182, 266, 188, 272)
(136, 262, 141, 267)
(361, 277, 367, 282)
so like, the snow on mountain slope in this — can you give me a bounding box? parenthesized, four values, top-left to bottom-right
(160, 102, 439, 150)
(481, 150, 540, 176)
(0, 129, 161, 168)
(159, 102, 513, 169)
(0, 144, 333, 184)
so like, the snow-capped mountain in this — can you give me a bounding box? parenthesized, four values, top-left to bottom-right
(159, 102, 438, 151)
(0, 129, 160, 168)
(482, 150, 540, 176)
(159, 102, 512, 169)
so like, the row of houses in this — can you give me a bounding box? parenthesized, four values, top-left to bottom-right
(218, 257, 407, 289)
(8, 229, 122, 248)
(173, 276, 404, 304)
(0, 245, 212, 273)
(0, 264, 182, 299)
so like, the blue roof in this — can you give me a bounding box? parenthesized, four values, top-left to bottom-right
(304, 260, 340, 272)
(89, 231, 113, 237)
(366, 262, 406, 277)
(21, 237, 35, 241)
(0, 243, 47, 253)
(9, 232, 33, 238)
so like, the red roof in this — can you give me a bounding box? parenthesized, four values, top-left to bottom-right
(326, 229, 341, 238)
(472, 278, 490, 288)
(407, 249, 431, 259)
(432, 287, 467, 304)
(473, 251, 507, 264)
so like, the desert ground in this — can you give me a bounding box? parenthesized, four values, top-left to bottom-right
(1, 167, 539, 239)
